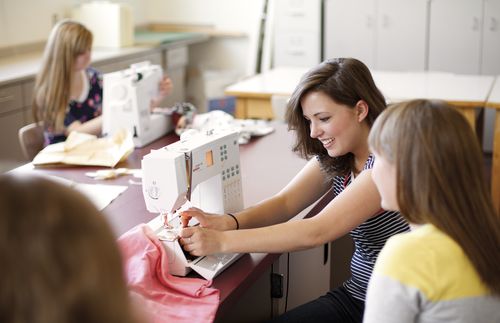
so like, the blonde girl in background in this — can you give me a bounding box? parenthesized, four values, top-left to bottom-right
(33, 19, 172, 145)
(365, 99, 500, 323)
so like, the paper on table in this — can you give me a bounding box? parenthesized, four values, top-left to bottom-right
(75, 183, 128, 211)
(32, 130, 134, 168)
(41, 174, 128, 211)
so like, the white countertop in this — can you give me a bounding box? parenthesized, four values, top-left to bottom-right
(487, 77, 500, 108)
(0, 32, 209, 86)
(0, 45, 158, 85)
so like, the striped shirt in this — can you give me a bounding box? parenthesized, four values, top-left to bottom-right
(331, 154, 410, 301)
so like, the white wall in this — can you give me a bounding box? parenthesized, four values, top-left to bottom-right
(0, 0, 263, 74)
(0, 0, 152, 48)
(142, 0, 266, 109)
(144, 0, 264, 75)
(144, 0, 262, 34)
(0, 0, 74, 48)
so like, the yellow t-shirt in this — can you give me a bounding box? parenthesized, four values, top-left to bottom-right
(363, 224, 500, 323)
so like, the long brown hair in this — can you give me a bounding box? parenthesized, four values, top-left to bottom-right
(286, 58, 386, 177)
(368, 99, 500, 295)
(33, 20, 92, 133)
(0, 175, 139, 323)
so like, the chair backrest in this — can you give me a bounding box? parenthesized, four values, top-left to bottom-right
(18, 123, 44, 161)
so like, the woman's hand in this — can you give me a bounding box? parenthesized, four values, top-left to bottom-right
(179, 226, 226, 256)
(180, 207, 237, 231)
(150, 75, 173, 108)
(159, 75, 173, 98)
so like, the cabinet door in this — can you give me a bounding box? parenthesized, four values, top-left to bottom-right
(482, 0, 500, 152)
(429, 0, 483, 74)
(273, 0, 322, 67)
(324, 0, 377, 69)
(376, 0, 429, 71)
(22, 80, 35, 124)
(0, 110, 26, 161)
(481, 0, 500, 74)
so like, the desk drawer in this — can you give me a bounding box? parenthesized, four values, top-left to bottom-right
(0, 109, 25, 161)
(0, 84, 23, 115)
(22, 80, 35, 108)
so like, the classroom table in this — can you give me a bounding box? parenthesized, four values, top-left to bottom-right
(225, 68, 305, 119)
(226, 68, 498, 212)
(225, 67, 495, 130)
(486, 76, 500, 214)
(10, 123, 335, 321)
(373, 71, 495, 128)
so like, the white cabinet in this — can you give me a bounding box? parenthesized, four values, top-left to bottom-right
(273, 0, 322, 68)
(407, 0, 500, 75)
(376, 0, 429, 70)
(428, 0, 500, 151)
(482, 0, 500, 152)
(272, 244, 331, 314)
(324, 0, 429, 71)
(482, 0, 500, 75)
(324, 0, 376, 68)
(429, 0, 483, 74)
(0, 82, 31, 161)
(22, 80, 35, 124)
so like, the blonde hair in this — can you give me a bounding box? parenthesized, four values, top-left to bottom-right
(0, 175, 139, 323)
(368, 99, 500, 295)
(33, 20, 92, 133)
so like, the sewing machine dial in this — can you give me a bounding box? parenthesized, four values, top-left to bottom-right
(147, 185, 160, 200)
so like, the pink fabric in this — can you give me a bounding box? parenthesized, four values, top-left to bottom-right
(118, 224, 220, 323)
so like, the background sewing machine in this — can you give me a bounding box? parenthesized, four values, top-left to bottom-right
(142, 128, 244, 279)
(102, 61, 173, 147)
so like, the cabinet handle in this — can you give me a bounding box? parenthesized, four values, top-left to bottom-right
(0, 95, 14, 103)
(490, 17, 498, 31)
(286, 50, 306, 56)
(366, 15, 374, 28)
(288, 10, 305, 18)
(381, 14, 389, 28)
(472, 17, 480, 31)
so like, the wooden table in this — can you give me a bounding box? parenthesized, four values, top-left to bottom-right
(225, 67, 305, 119)
(11, 123, 334, 321)
(226, 67, 498, 212)
(225, 68, 495, 130)
(486, 76, 500, 214)
(372, 71, 495, 128)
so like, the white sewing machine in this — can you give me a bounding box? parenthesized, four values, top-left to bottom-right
(142, 128, 244, 279)
(102, 61, 173, 147)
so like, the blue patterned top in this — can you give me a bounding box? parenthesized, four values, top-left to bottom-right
(45, 67, 103, 144)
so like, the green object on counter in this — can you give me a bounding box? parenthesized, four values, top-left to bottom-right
(134, 31, 202, 45)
